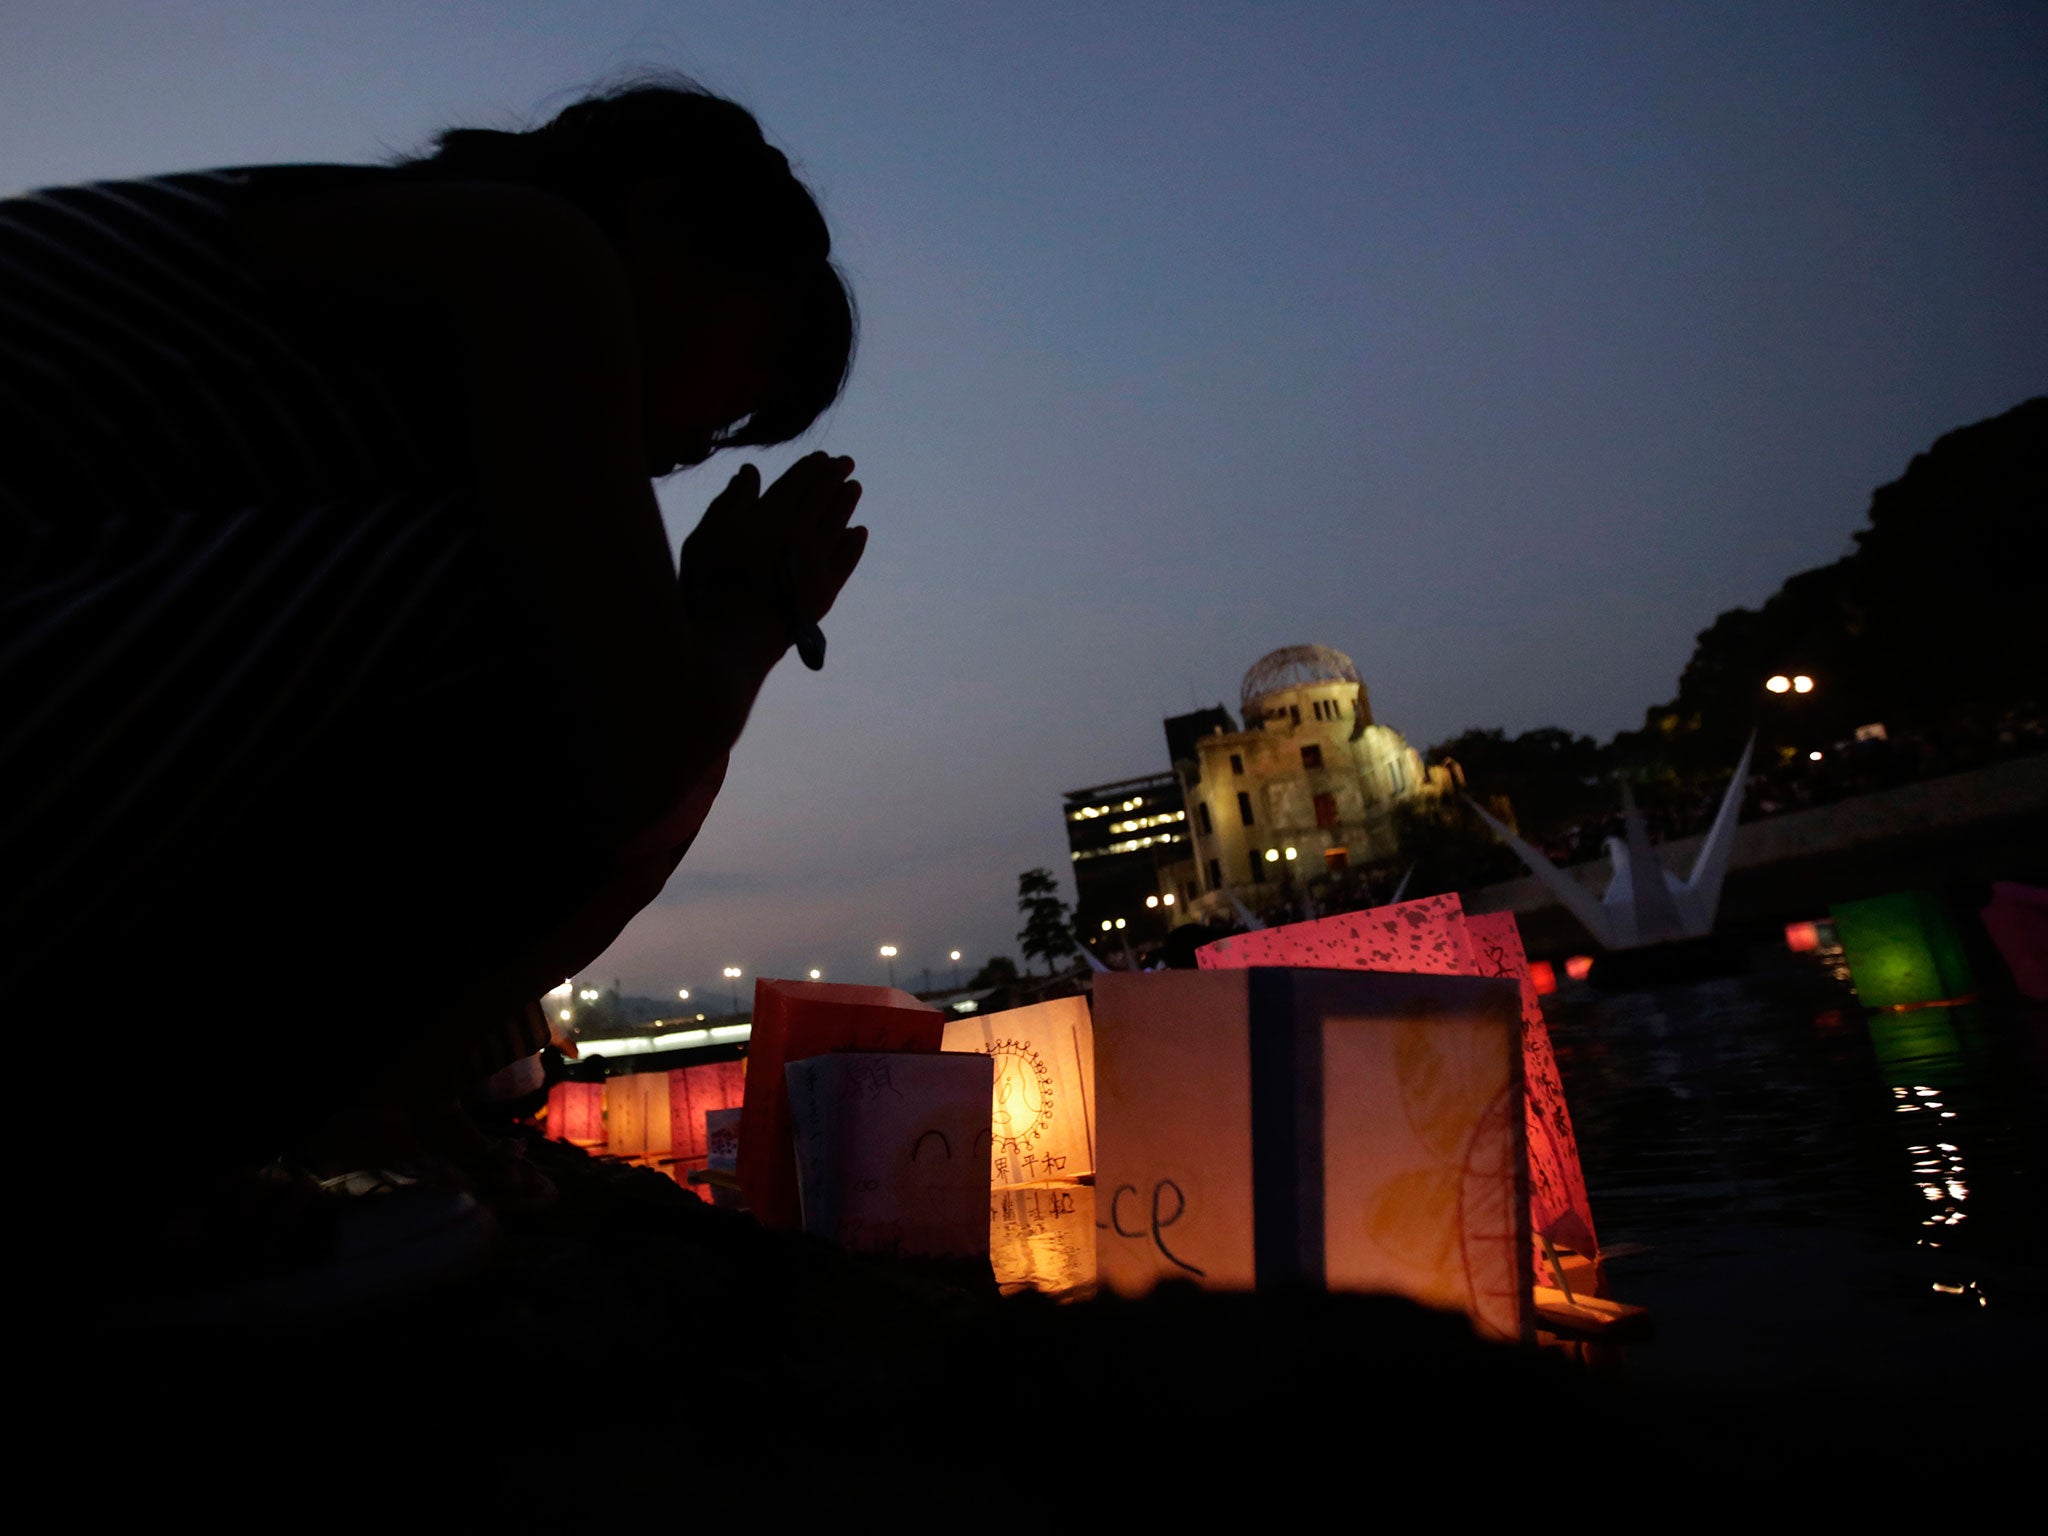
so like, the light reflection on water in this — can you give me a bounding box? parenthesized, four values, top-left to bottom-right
(1541, 965, 2047, 1393)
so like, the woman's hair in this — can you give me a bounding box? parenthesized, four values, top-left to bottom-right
(403, 79, 854, 451)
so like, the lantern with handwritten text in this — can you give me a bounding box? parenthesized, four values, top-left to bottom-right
(943, 995, 1098, 1292)
(785, 1051, 993, 1260)
(1093, 968, 1529, 1342)
(1199, 895, 1602, 1280)
(739, 980, 945, 1228)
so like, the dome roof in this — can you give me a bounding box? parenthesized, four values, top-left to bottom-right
(1240, 644, 1362, 718)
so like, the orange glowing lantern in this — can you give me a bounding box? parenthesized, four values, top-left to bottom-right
(666, 1059, 745, 1201)
(1563, 955, 1594, 982)
(603, 1069, 672, 1158)
(738, 979, 945, 1228)
(1528, 959, 1558, 995)
(1197, 896, 1602, 1281)
(1093, 968, 1529, 1342)
(544, 1079, 605, 1148)
(942, 995, 1099, 1293)
(1783, 920, 1822, 953)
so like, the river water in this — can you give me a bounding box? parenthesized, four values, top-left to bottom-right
(1542, 954, 2047, 1400)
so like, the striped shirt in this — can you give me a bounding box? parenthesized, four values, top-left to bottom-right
(0, 166, 506, 974)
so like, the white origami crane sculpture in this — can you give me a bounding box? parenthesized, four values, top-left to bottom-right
(1466, 734, 1754, 950)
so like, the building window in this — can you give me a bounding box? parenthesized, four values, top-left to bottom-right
(1289, 703, 1301, 725)
(1300, 744, 1323, 771)
(1325, 847, 1349, 871)
(1205, 858, 1222, 890)
(1230, 753, 1244, 776)
(1247, 849, 1264, 881)
(1314, 791, 1338, 828)
(1184, 882, 1200, 904)
(1237, 790, 1255, 827)
(1196, 801, 1213, 835)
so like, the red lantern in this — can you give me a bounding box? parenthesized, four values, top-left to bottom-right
(667, 1059, 746, 1203)
(545, 1080, 605, 1147)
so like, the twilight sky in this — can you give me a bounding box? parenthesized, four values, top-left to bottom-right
(6, 2, 2042, 1000)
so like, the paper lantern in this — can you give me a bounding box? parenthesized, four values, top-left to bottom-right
(990, 1184, 1096, 1296)
(1093, 969, 1529, 1342)
(603, 1069, 672, 1159)
(738, 979, 945, 1228)
(1563, 955, 1594, 982)
(1198, 896, 1601, 1273)
(1978, 882, 2048, 1001)
(1527, 960, 1558, 996)
(1830, 891, 1975, 1008)
(1783, 921, 1822, 954)
(941, 996, 1095, 1187)
(544, 1080, 605, 1147)
(665, 1058, 746, 1200)
(943, 995, 1099, 1293)
(702, 1106, 743, 1209)
(785, 1050, 994, 1260)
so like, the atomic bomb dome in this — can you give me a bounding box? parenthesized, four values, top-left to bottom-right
(1062, 641, 1450, 945)
(1240, 644, 1364, 720)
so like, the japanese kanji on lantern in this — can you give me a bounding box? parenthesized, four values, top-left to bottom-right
(943, 994, 1098, 1293)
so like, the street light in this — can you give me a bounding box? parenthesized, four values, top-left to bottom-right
(1793, 675, 1815, 694)
(808, 967, 822, 981)
(948, 950, 962, 988)
(677, 988, 690, 1001)
(1766, 675, 1792, 694)
(879, 944, 898, 987)
(722, 965, 742, 1016)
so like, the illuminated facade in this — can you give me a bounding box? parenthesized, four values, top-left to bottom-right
(1063, 644, 1448, 937)
(1061, 771, 1190, 943)
(1173, 645, 1434, 915)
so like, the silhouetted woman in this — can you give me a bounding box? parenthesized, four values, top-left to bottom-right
(0, 82, 864, 1297)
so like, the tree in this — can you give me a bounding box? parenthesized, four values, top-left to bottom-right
(1612, 396, 2044, 770)
(1016, 868, 1079, 976)
(1426, 725, 1610, 841)
(968, 955, 1021, 988)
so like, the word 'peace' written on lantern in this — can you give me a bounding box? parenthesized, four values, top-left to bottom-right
(1098, 1179, 1205, 1277)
